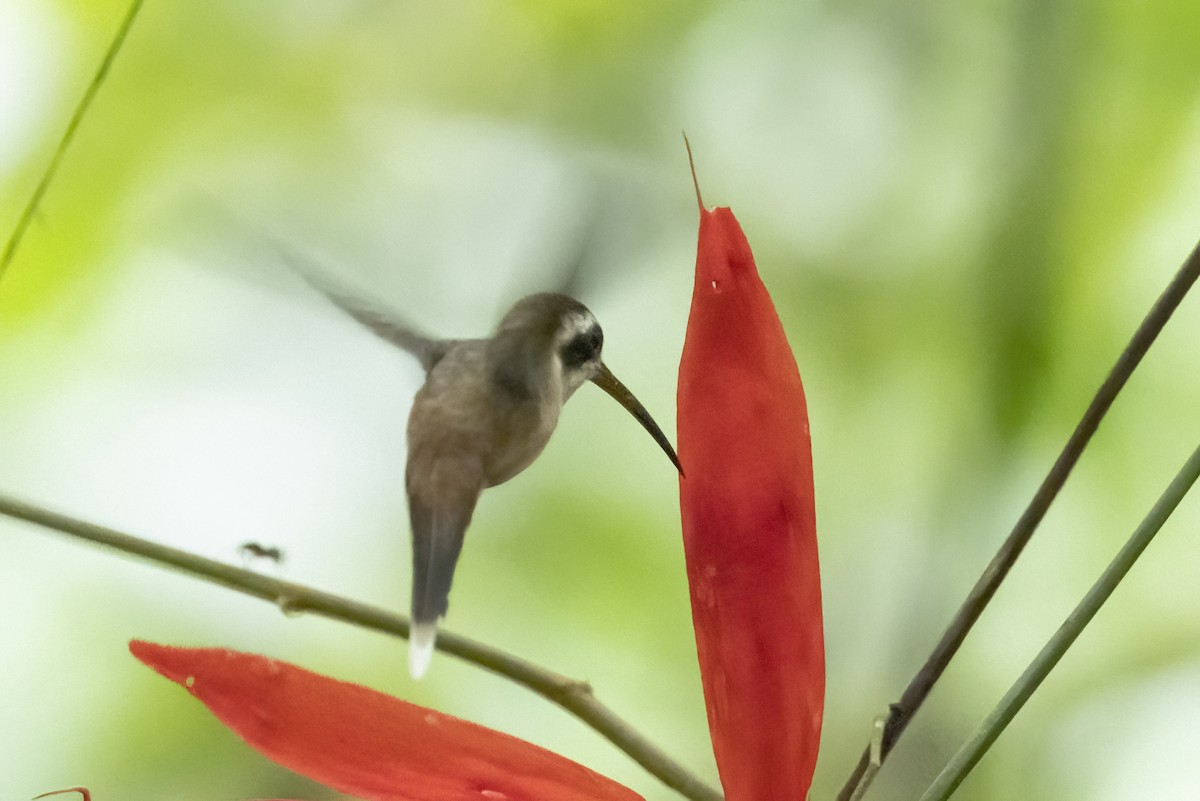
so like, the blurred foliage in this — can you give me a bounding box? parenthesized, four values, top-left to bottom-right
(2, 1, 1199, 800)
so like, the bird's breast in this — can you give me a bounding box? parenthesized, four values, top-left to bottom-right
(482, 394, 561, 486)
(405, 343, 564, 490)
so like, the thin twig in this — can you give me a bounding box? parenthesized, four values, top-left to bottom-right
(0, 0, 145, 286)
(918, 440, 1200, 801)
(846, 716, 886, 801)
(838, 239, 1200, 801)
(0, 492, 722, 801)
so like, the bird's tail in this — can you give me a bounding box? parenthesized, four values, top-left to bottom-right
(407, 494, 475, 679)
(408, 621, 438, 679)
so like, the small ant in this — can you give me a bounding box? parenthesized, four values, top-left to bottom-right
(238, 541, 285, 564)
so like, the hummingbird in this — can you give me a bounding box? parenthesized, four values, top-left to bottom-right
(301, 277, 682, 678)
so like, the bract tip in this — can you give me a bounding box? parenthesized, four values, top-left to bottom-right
(683, 132, 705, 214)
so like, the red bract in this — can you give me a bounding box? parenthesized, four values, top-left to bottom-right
(676, 163, 824, 800)
(129, 641, 641, 801)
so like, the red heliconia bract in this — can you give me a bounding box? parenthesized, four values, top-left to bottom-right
(129, 641, 642, 801)
(677, 168, 824, 800)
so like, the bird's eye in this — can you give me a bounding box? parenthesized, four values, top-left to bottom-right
(561, 328, 601, 368)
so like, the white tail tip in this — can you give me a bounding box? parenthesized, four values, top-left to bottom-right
(408, 622, 437, 679)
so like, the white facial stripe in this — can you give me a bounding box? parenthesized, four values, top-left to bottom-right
(557, 310, 599, 345)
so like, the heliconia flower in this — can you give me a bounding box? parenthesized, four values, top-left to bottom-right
(123, 156, 819, 801)
(128, 641, 642, 801)
(676, 152, 824, 800)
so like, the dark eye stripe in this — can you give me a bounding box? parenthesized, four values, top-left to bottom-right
(561, 327, 602, 368)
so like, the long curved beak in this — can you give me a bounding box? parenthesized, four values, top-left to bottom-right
(591, 362, 683, 475)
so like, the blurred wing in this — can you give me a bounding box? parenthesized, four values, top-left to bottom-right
(496, 179, 659, 309)
(208, 204, 452, 373)
(300, 274, 452, 373)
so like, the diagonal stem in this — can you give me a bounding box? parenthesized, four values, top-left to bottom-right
(837, 239, 1200, 801)
(0, 0, 146, 286)
(0, 492, 723, 801)
(918, 439, 1200, 801)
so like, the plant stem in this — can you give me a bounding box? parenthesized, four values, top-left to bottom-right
(0, 492, 723, 801)
(918, 440, 1200, 801)
(838, 239, 1200, 801)
(0, 0, 146, 286)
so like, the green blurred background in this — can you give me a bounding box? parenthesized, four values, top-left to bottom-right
(2, 1, 1199, 799)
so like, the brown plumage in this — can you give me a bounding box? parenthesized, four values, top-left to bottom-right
(306, 285, 680, 677)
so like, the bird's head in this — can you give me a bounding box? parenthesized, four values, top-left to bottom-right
(490, 293, 682, 473)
